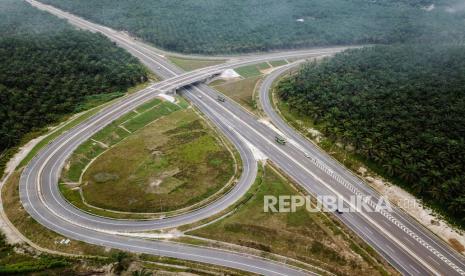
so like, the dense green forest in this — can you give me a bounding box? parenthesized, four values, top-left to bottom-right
(277, 44, 465, 225)
(41, 0, 465, 54)
(0, 0, 147, 177)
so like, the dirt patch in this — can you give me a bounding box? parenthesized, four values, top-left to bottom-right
(146, 168, 182, 194)
(450, 238, 465, 253)
(259, 67, 276, 75)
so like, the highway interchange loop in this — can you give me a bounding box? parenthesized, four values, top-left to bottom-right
(16, 1, 465, 275)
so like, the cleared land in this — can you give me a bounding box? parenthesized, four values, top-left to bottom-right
(168, 56, 226, 71)
(189, 165, 394, 275)
(61, 98, 236, 213)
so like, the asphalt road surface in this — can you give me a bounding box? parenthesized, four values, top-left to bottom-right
(19, 0, 465, 275)
(258, 63, 465, 275)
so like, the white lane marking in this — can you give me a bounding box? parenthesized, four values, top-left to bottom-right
(363, 226, 373, 235)
(24, 79, 258, 229)
(403, 236, 416, 247)
(28, 57, 322, 228)
(23, 187, 308, 276)
(409, 264, 421, 274)
(25, 38, 344, 228)
(260, 59, 465, 275)
(192, 86, 446, 275)
(429, 255, 442, 267)
(25, 1, 465, 274)
(386, 244, 395, 253)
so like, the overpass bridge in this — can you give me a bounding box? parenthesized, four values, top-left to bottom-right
(161, 70, 224, 95)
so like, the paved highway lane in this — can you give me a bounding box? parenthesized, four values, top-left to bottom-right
(257, 63, 465, 275)
(18, 1, 344, 274)
(19, 44, 344, 231)
(17, 60, 317, 275)
(23, 0, 347, 232)
(22, 0, 465, 275)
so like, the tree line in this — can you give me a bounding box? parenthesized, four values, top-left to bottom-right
(0, 0, 148, 177)
(277, 44, 465, 226)
(40, 0, 465, 54)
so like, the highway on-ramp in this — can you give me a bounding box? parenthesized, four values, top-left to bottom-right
(18, 1, 465, 275)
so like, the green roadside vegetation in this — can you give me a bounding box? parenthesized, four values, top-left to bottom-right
(189, 165, 395, 275)
(0, 0, 149, 179)
(2, 170, 247, 275)
(0, 230, 114, 275)
(137, 254, 250, 276)
(2, 167, 246, 275)
(60, 98, 237, 214)
(276, 44, 465, 229)
(61, 98, 173, 193)
(168, 56, 226, 71)
(0, 207, 244, 276)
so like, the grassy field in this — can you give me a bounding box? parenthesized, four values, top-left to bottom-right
(269, 60, 288, 67)
(189, 165, 394, 276)
(210, 60, 289, 111)
(61, 99, 236, 213)
(211, 76, 261, 111)
(235, 63, 268, 78)
(61, 98, 170, 183)
(168, 56, 226, 71)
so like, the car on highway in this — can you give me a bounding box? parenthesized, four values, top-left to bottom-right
(217, 95, 226, 102)
(275, 135, 286, 145)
